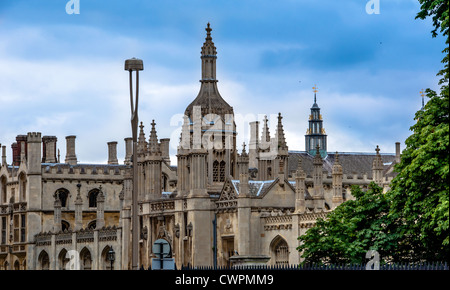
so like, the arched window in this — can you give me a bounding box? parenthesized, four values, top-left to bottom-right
(14, 260, 20, 270)
(101, 246, 115, 270)
(58, 249, 69, 270)
(56, 188, 69, 208)
(80, 248, 92, 270)
(38, 251, 50, 270)
(88, 189, 99, 208)
(18, 173, 26, 202)
(270, 236, 289, 266)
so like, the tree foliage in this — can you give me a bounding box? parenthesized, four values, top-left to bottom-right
(297, 0, 449, 264)
(387, 0, 449, 263)
(297, 183, 395, 265)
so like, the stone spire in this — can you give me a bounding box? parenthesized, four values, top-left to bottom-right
(372, 145, 384, 186)
(184, 23, 233, 119)
(138, 122, 146, 143)
(238, 143, 249, 175)
(261, 115, 270, 145)
(238, 143, 250, 197)
(138, 121, 146, 154)
(148, 120, 160, 154)
(275, 113, 288, 151)
(201, 22, 217, 81)
(313, 144, 322, 166)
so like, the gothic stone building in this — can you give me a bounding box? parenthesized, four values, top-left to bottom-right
(0, 24, 400, 270)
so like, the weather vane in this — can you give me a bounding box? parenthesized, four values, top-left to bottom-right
(312, 84, 318, 94)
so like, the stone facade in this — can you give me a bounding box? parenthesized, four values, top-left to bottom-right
(0, 24, 400, 270)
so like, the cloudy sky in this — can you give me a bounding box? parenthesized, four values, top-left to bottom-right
(0, 0, 445, 165)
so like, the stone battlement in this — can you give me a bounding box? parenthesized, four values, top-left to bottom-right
(27, 132, 42, 143)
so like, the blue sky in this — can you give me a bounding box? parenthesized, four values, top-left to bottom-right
(0, 0, 445, 164)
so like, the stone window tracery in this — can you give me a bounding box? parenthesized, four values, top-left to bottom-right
(213, 160, 219, 182)
(219, 161, 226, 182)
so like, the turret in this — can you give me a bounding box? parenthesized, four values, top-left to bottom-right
(305, 85, 327, 158)
(27, 132, 42, 175)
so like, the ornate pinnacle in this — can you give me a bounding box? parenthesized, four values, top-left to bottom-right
(206, 22, 212, 40)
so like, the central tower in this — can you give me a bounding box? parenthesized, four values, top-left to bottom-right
(178, 23, 237, 196)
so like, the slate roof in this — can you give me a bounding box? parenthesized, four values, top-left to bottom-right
(288, 151, 397, 179)
(230, 179, 313, 199)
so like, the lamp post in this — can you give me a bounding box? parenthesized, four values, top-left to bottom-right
(108, 246, 115, 270)
(125, 57, 143, 270)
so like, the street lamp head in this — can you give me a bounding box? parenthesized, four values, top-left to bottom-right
(108, 246, 116, 262)
(125, 58, 144, 71)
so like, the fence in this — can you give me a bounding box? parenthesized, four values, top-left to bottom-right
(177, 262, 448, 271)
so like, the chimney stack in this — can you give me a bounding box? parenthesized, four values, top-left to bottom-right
(1, 145, 4, 166)
(65, 135, 77, 165)
(395, 142, 401, 164)
(124, 137, 133, 165)
(107, 141, 119, 165)
(12, 135, 27, 166)
(248, 121, 259, 169)
(160, 138, 170, 164)
(42, 136, 57, 163)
